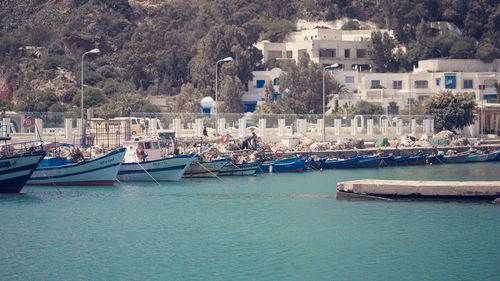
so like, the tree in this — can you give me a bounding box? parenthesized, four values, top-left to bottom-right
(370, 31, 395, 72)
(354, 100, 386, 115)
(261, 19, 296, 42)
(217, 76, 246, 113)
(253, 102, 293, 114)
(424, 90, 476, 131)
(278, 53, 340, 114)
(341, 20, 361, 30)
(264, 80, 275, 103)
(387, 101, 399, 115)
(172, 83, 203, 113)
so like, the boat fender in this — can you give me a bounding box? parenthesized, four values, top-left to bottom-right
(274, 149, 285, 159)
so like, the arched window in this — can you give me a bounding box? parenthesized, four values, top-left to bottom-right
(273, 78, 279, 86)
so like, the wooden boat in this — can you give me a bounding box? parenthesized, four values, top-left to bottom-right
(183, 158, 231, 178)
(323, 156, 359, 169)
(406, 154, 427, 165)
(305, 157, 326, 170)
(119, 138, 198, 182)
(27, 148, 126, 186)
(0, 137, 46, 193)
(217, 161, 261, 176)
(426, 154, 444, 164)
(259, 158, 306, 173)
(466, 152, 488, 162)
(391, 155, 410, 166)
(442, 152, 469, 164)
(118, 154, 198, 182)
(380, 155, 395, 167)
(487, 150, 500, 161)
(356, 155, 381, 168)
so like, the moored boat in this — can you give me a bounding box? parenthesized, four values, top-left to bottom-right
(486, 150, 500, 161)
(119, 138, 198, 182)
(27, 147, 126, 186)
(259, 158, 306, 173)
(466, 152, 488, 162)
(426, 154, 444, 164)
(356, 155, 381, 168)
(305, 157, 326, 170)
(442, 152, 469, 164)
(217, 161, 261, 176)
(183, 158, 231, 178)
(406, 154, 427, 165)
(0, 138, 46, 193)
(323, 156, 359, 169)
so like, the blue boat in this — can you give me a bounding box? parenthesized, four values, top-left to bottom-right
(426, 154, 444, 164)
(407, 154, 427, 165)
(259, 158, 306, 173)
(391, 155, 410, 166)
(380, 155, 395, 166)
(305, 157, 326, 170)
(356, 155, 381, 168)
(487, 150, 500, 161)
(323, 156, 360, 169)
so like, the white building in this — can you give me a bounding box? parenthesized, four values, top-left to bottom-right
(242, 68, 282, 112)
(333, 59, 500, 109)
(255, 27, 392, 71)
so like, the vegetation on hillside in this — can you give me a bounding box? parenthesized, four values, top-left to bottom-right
(0, 0, 498, 116)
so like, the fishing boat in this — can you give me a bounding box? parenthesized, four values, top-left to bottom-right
(305, 157, 326, 170)
(426, 154, 444, 164)
(323, 156, 359, 169)
(356, 155, 381, 168)
(27, 147, 126, 186)
(118, 138, 198, 182)
(466, 152, 488, 162)
(0, 137, 46, 193)
(217, 161, 261, 176)
(486, 150, 500, 161)
(442, 152, 469, 164)
(380, 155, 395, 167)
(259, 158, 306, 173)
(183, 158, 231, 178)
(406, 153, 427, 165)
(391, 155, 410, 166)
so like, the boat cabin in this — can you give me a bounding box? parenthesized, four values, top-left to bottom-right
(123, 139, 164, 162)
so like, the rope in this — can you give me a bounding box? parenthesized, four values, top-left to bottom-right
(197, 162, 225, 182)
(137, 161, 160, 186)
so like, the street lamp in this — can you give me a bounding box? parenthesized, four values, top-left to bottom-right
(322, 64, 338, 141)
(81, 48, 100, 143)
(215, 56, 233, 136)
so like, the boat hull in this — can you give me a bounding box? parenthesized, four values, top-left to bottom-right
(323, 157, 359, 169)
(183, 158, 230, 178)
(442, 153, 469, 163)
(27, 148, 126, 186)
(0, 151, 46, 193)
(356, 155, 381, 168)
(218, 161, 261, 176)
(259, 159, 306, 173)
(118, 154, 198, 182)
(466, 153, 488, 162)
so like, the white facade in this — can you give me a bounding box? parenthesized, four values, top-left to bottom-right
(255, 28, 392, 72)
(242, 68, 282, 108)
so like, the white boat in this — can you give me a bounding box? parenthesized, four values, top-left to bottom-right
(183, 158, 230, 178)
(0, 137, 46, 193)
(27, 147, 126, 186)
(118, 138, 198, 182)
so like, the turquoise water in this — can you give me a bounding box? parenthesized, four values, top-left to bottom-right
(1, 162, 500, 280)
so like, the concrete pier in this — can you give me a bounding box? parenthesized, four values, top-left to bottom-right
(337, 179, 500, 201)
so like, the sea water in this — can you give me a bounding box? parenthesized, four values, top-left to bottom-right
(1, 162, 500, 280)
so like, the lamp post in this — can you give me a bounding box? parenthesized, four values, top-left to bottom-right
(322, 64, 338, 142)
(409, 72, 412, 134)
(81, 48, 100, 142)
(215, 57, 233, 136)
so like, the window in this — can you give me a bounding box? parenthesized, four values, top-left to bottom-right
(418, 95, 429, 102)
(356, 49, 367, 58)
(319, 48, 336, 58)
(268, 50, 282, 59)
(463, 79, 473, 89)
(256, 80, 265, 88)
(393, 80, 402, 89)
(286, 51, 292, 58)
(144, 142, 152, 149)
(273, 78, 279, 85)
(436, 78, 440, 86)
(345, 76, 354, 83)
(444, 74, 456, 89)
(371, 80, 381, 87)
(344, 49, 350, 58)
(415, 80, 428, 88)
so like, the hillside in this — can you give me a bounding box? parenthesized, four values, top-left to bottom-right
(0, 0, 499, 116)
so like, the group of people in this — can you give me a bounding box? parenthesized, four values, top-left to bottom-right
(202, 126, 259, 151)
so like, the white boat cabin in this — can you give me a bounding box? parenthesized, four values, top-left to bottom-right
(123, 139, 164, 163)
